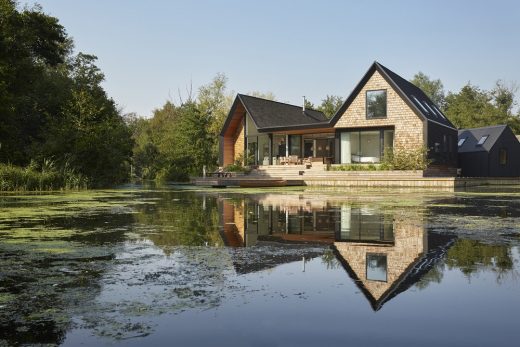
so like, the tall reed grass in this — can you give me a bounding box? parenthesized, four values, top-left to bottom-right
(0, 159, 89, 191)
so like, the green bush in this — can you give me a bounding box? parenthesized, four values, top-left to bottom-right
(330, 163, 380, 171)
(224, 164, 250, 173)
(381, 146, 431, 170)
(330, 147, 431, 172)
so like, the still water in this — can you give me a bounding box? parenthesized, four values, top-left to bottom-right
(0, 186, 519, 346)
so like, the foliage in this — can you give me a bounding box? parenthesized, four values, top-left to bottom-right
(330, 148, 430, 171)
(317, 95, 344, 118)
(0, 160, 88, 191)
(331, 164, 381, 171)
(249, 91, 276, 100)
(223, 164, 248, 173)
(410, 72, 445, 107)
(381, 146, 431, 170)
(0, 1, 133, 188)
(444, 82, 520, 133)
(445, 239, 513, 279)
(197, 73, 234, 161)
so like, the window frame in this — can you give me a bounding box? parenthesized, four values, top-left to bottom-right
(476, 135, 489, 146)
(366, 89, 387, 119)
(499, 148, 508, 165)
(458, 137, 467, 147)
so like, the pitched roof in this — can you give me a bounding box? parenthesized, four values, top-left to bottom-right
(220, 94, 329, 136)
(334, 232, 456, 311)
(330, 61, 456, 129)
(457, 125, 508, 153)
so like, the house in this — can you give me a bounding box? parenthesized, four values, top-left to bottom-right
(334, 207, 456, 311)
(457, 125, 520, 177)
(219, 62, 458, 171)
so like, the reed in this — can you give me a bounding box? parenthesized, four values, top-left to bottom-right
(0, 159, 89, 191)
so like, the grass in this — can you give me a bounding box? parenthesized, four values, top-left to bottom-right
(0, 160, 89, 192)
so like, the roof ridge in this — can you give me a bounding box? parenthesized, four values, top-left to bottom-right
(460, 124, 507, 131)
(238, 93, 325, 115)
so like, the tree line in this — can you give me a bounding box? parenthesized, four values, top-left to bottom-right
(0, 0, 132, 188)
(2, 1, 519, 189)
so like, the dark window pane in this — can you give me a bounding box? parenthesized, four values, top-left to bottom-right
(366, 90, 387, 118)
(499, 148, 508, 165)
(366, 254, 387, 282)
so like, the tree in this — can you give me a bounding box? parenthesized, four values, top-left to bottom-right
(197, 73, 234, 165)
(410, 72, 445, 108)
(0, 0, 69, 164)
(42, 54, 133, 185)
(317, 95, 344, 118)
(444, 82, 520, 133)
(248, 91, 276, 101)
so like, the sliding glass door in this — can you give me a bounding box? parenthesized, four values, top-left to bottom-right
(339, 128, 394, 164)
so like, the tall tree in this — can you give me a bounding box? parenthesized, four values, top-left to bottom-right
(410, 72, 445, 108)
(444, 82, 520, 133)
(0, 0, 69, 164)
(197, 73, 233, 165)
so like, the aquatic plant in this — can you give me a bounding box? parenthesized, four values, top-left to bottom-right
(0, 160, 89, 191)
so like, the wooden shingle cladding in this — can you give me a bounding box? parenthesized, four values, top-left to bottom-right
(330, 62, 458, 166)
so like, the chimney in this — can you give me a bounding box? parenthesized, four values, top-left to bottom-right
(302, 96, 306, 112)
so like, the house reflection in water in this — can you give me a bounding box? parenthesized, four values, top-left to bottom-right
(219, 195, 456, 310)
(219, 194, 337, 247)
(334, 207, 456, 311)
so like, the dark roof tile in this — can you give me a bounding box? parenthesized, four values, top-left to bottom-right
(238, 94, 329, 131)
(457, 125, 508, 153)
(330, 62, 456, 129)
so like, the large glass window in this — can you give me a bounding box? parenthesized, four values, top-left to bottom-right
(340, 129, 394, 164)
(289, 135, 302, 157)
(366, 90, 387, 118)
(273, 135, 286, 158)
(258, 135, 270, 165)
(246, 138, 257, 165)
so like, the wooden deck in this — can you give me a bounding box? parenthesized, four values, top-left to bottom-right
(192, 165, 519, 189)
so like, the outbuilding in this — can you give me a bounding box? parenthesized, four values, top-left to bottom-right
(457, 125, 520, 177)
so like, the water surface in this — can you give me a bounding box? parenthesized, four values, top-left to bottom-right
(0, 186, 519, 346)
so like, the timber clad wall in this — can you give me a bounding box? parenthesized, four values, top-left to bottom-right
(233, 118, 245, 164)
(334, 71, 424, 152)
(334, 213, 426, 301)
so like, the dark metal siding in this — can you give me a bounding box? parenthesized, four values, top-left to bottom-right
(458, 152, 489, 177)
(488, 127, 520, 177)
(457, 127, 520, 177)
(427, 121, 458, 166)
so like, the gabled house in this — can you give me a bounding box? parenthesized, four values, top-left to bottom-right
(334, 207, 456, 311)
(219, 94, 333, 166)
(457, 125, 520, 177)
(219, 62, 458, 170)
(330, 62, 458, 167)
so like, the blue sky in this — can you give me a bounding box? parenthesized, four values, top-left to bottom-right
(25, 0, 520, 116)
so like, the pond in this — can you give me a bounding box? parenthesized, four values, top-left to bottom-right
(0, 186, 519, 346)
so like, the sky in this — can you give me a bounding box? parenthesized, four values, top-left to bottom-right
(24, 0, 520, 117)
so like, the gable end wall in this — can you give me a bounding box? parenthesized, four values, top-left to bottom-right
(334, 70, 424, 151)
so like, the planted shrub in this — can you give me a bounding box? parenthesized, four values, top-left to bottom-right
(330, 147, 431, 172)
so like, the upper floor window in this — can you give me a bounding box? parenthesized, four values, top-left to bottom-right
(458, 138, 467, 147)
(366, 90, 387, 119)
(476, 135, 489, 146)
